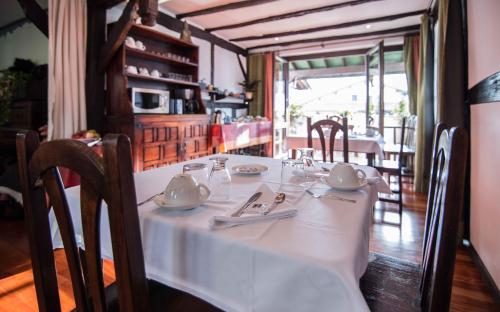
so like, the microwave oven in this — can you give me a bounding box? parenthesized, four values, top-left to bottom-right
(130, 88, 170, 114)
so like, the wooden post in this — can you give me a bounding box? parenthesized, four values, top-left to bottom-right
(86, 2, 107, 133)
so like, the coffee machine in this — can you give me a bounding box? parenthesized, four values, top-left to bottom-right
(174, 89, 199, 114)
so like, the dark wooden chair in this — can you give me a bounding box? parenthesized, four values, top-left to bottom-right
(306, 117, 349, 163)
(16, 131, 219, 312)
(373, 117, 407, 217)
(384, 115, 417, 177)
(361, 123, 468, 312)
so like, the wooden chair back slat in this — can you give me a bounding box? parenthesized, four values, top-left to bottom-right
(307, 117, 349, 163)
(16, 131, 61, 312)
(420, 124, 468, 312)
(17, 131, 150, 312)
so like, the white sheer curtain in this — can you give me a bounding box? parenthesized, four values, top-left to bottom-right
(48, 0, 87, 140)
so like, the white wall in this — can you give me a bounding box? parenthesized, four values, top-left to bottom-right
(0, 22, 48, 70)
(107, 6, 245, 93)
(214, 45, 246, 92)
(468, 0, 500, 289)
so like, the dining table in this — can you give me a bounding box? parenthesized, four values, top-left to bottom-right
(287, 134, 385, 166)
(49, 154, 391, 312)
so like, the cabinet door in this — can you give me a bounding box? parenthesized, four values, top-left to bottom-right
(182, 122, 210, 160)
(138, 121, 181, 170)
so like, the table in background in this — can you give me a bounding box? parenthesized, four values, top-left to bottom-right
(287, 134, 385, 166)
(50, 155, 388, 311)
(210, 121, 272, 155)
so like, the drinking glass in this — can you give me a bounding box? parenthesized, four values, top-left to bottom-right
(182, 163, 209, 185)
(280, 158, 305, 191)
(208, 156, 232, 201)
(296, 147, 316, 184)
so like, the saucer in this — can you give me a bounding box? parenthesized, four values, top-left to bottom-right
(232, 164, 268, 175)
(153, 195, 204, 210)
(322, 177, 368, 191)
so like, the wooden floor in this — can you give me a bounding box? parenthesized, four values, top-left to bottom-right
(0, 181, 498, 311)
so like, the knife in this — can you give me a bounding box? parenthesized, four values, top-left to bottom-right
(232, 192, 262, 217)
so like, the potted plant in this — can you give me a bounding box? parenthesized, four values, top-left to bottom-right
(238, 80, 259, 100)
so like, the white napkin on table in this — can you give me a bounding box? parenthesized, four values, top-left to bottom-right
(209, 184, 297, 230)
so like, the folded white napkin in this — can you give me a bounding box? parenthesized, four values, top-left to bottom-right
(209, 184, 298, 230)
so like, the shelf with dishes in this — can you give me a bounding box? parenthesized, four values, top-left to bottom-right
(125, 46, 198, 68)
(125, 72, 200, 87)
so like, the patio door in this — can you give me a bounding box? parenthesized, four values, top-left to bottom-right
(366, 42, 385, 135)
(273, 56, 289, 158)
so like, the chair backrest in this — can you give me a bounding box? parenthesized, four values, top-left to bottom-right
(420, 123, 468, 312)
(396, 117, 407, 168)
(16, 131, 150, 312)
(306, 117, 348, 163)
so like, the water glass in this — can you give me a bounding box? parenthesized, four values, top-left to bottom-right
(182, 163, 209, 185)
(280, 158, 305, 191)
(296, 147, 316, 184)
(208, 156, 232, 201)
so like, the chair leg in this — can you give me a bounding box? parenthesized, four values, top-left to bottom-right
(398, 172, 403, 220)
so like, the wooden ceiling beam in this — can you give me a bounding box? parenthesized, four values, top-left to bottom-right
(206, 0, 382, 32)
(157, 12, 247, 55)
(230, 10, 425, 42)
(285, 48, 370, 62)
(249, 25, 419, 50)
(16, 0, 48, 37)
(177, 0, 279, 19)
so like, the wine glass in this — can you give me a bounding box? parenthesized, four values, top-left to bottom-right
(296, 147, 316, 184)
(182, 163, 209, 185)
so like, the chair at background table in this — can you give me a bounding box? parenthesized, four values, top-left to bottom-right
(306, 117, 349, 163)
(373, 117, 409, 217)
(384, 115, 417, 180)
(361, 123, 468, 312)
(16, 131, 219, 312)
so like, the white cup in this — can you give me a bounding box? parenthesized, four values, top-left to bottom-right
(125, 36, 136, 48)
(135, 40, 146, 51)
(163, 174, 210, 206)
(151, 69, 161, 78)
(325, 162, 367, 188)
(139, 67, 149, 76)
(126, 65, 138, 75)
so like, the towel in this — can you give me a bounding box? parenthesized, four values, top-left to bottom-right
(210, 184, 298, 230)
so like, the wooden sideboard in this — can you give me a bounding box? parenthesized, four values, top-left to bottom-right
(108, 114, 210, 171)
(106, 23, 211, 171)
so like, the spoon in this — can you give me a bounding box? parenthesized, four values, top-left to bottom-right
(263, 192, 286, 215)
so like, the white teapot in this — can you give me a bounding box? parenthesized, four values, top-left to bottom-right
(325, 162, 367, 191)
(163, 174, 210, 206)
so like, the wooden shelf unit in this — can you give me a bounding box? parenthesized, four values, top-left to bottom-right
(106, 23, 211, 172)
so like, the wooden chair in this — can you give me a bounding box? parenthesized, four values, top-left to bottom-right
(373, 117, 407, 217)
(361, 123, 468, 311)
(16, 131, 219, 312)
(307, 117, 349, 163)
(384, 115, 417, 176)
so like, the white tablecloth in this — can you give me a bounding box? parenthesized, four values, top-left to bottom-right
(49, 155, 389, 312)
(287, 134, 385, 160)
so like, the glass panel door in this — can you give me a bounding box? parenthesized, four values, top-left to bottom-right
(273, 56, 289, 158)
(366, 42, 384, 136)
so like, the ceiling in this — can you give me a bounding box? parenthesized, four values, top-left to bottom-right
(161, 0, 428, 56)
(0, 0, 48, 28)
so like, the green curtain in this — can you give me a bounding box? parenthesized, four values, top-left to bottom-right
(414, 14, 434, 193)
(403, 35, 419, 115)
(436, 0, 450, 123)
(248, 54, 265, 117)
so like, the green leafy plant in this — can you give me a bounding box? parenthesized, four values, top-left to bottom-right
(393, 99, 408, 121)
(289, 103, 304, 124)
